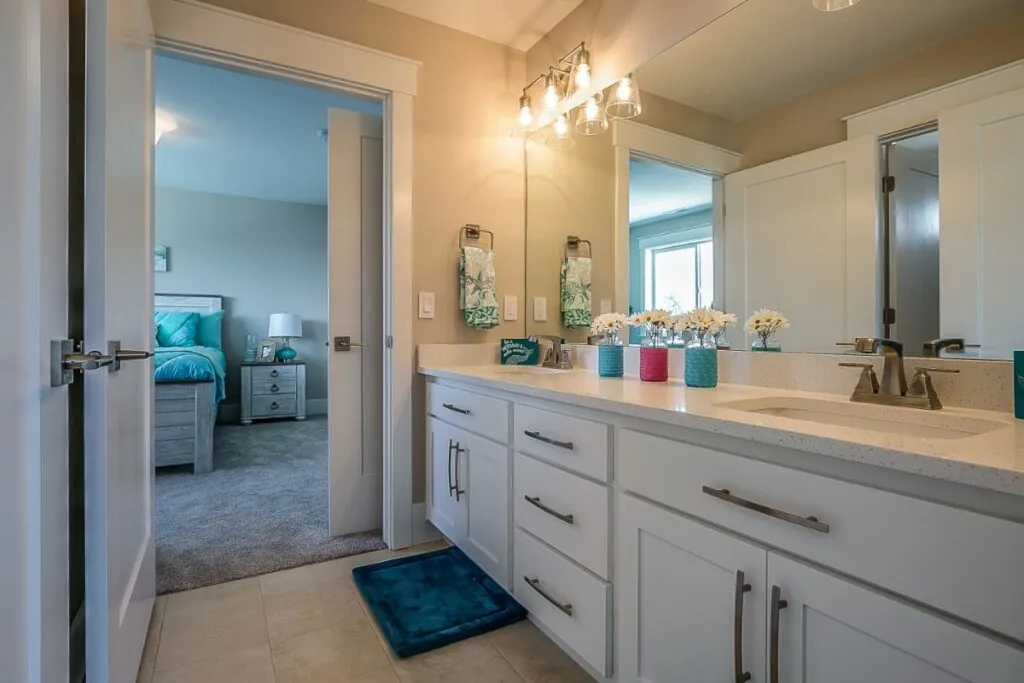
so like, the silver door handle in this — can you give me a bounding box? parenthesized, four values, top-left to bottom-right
(63, 351, 114, 372)
(108, 341, 153, 371)
(523, 576, 573, 616)
(524, 496, 575, 524)
(702, 486, 830, 533)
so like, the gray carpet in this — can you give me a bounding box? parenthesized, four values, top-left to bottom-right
(156, 416, 386, 594)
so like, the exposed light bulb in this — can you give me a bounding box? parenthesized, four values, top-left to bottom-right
(573, 48, 592, 90)
(553, 114, 570, 138)
(576, 95, 608, 136)
(606, 72, 642, 120)
(584, 97, 599, 120)
(543, 75, 561, 111)
(615, 77, 633, 103)
(518, 95, 534, 129)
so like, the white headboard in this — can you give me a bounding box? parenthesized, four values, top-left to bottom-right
(154, 294, 223, 314)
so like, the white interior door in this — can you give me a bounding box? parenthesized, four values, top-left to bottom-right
(328, 107, 385, 536)
(939, 86, 1024, 358)
(83, 0, 156, 680)
(724, 136, 879, 351)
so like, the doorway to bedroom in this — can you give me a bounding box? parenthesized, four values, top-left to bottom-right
(151, 53, 387, 594)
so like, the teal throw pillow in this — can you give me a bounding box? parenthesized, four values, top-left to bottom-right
(154, 311, 199, 347)
(195, 310, 225, 350)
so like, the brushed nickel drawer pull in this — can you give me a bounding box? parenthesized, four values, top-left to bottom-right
(270, 384, 280, 393)
(270, 402, 279, 410)
(524, 576, 573, 616)
(523, 430, 574, 451)
(270, 369, 279, 378)
(770, 585, 788, 683)
(734, 570, 752, 683)
(443, 403, 471, 415)
(702, 486, 830, 533)
(524, 495, 575, 524)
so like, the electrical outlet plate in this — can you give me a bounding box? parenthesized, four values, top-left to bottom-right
(418, 292, 435, 319)
(600, 298, 612, 314)
(503, 295, 518, 321)
(533, 297, 547, 322)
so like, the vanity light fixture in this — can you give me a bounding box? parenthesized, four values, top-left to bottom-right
(606, 73, 642, 119)
(576, 94, 609, 136)
(542, 72, 562, 111)
(812, 0, 862, 10)
(549, 113, 575, 150)
(518, 94, 534, 129)
(572, 47, 592, 90)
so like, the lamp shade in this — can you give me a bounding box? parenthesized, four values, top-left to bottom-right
(268, 313, 303, 339)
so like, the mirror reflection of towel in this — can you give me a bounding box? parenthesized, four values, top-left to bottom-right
(460, 246, 499, 330)
(561, 256, 592, 329)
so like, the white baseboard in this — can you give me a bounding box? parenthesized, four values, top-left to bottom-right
(412, 502, 443, 546)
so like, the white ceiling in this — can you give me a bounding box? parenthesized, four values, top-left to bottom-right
(629, 156, 713, 224)
(364, 0, 584, 50)
(155, 54, 381, 206)
(638, 0, 1022, 121)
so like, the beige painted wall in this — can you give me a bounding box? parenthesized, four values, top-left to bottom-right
(202, 0, 527, 503)
(738, 10, 1024, 167)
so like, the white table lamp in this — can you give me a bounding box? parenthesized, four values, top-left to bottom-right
(268, 313, 303, 362)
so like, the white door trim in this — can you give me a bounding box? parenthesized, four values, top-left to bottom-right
(610, 119, 742, 312)
(844, 58, 1024, 140)
(151, 0, 418, 548)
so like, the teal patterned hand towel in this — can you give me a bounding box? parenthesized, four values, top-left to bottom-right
(560, 256, 592, 329)
(460, 245, 500, 330)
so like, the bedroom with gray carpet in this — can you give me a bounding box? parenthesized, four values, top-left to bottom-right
(152, 54, 387, 595)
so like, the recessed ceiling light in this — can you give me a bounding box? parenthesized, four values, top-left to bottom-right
(813, 0, 862, 11)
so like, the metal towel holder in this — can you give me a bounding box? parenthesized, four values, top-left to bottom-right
(459, 223, 495, 250)
(564, 235, 592, 260)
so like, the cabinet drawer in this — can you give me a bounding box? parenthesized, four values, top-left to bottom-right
(515, 453, 610, 579)
(427, 382, 509, 443)
(251, 377, 297, 396)
(513, 404, 610, 481)
(249, 364, 296, 382)
(514, 528, 611, 676)
(619, 428, 1024, 642)
(252, 395, 297, 417)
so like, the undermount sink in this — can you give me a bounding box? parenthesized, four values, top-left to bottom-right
(715, 396, 1008, 440)
(486, 365, 570, 375)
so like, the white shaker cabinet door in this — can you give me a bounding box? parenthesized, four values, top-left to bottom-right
(617, 494, 767, 683)
(462, 433, 510, 588)
(427, 418, 467, 544)
(768, 553, 1024, 683)
(939, 86, 1024, 358)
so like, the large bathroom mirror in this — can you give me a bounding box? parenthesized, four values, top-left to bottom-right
(525, 0, 1024, 359)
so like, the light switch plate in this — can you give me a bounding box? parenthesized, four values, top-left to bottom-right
(503, 295, 518, 321)
(600, 298, 612, 314)
(533, 297, 547, 322)
(418, 291, 435, 319)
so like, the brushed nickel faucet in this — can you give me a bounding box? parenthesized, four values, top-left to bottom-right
(533, 335, 573, 370)
(922, 337, 965, 357)
(840, 337, 959, 410)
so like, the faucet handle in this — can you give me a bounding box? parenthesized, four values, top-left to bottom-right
(839, 362, 879, 394)
(913, 366, 960, 375)
(907, 367, 957, 409)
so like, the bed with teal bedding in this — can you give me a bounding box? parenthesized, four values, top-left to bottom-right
(153, 297, 227, 474)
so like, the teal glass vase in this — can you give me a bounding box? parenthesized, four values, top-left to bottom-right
(684, 345, 718, 388)
(276, 344, 298, 362)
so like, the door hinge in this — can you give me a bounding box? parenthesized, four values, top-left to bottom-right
(882, 307, 897, 325)
(386, 335, 394, 349)
(882, 175, 896, 193)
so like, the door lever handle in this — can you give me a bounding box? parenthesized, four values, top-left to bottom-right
(108, 341, 153, 371)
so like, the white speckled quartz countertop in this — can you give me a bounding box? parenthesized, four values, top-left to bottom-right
(420, 364, 1024, 497)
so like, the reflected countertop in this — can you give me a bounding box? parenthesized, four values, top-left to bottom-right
(419, 364, 1024, 498)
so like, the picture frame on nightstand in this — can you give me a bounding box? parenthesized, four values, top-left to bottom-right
(256, 340, 277, 363)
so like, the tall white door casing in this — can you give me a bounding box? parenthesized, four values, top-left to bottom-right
(939, 86, 1024, 358)
(83, 0, 156, 680)
(724, 136, 879, 351)
(769, 553, 1024, 682)
(617, 494, 767, 683)
(328, 107, 386, 536)
(0, 0, 70, 680)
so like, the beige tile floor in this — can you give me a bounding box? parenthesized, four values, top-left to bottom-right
(138, 542, 594, 683)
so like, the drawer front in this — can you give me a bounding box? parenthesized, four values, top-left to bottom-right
(155, 438, 194, 466)
(249, 364, 297, 383)
(619, 428, 1024, 642)
(252, 395, 297, 417)
(515, 453, 611, 579)
(156, 383, 203, 400)
(514, 528, 611, 676)
(156, 425, 193, 441)
(156, 397, 195, 414)
(251, 377, 297, 396)
(514, 404, 610, 481)
(427, 382, 509, 443)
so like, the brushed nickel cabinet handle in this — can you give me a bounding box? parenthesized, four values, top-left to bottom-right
(454, 443, 466, 502)
(734, 570, 752, 683)
(443, 403, 471, 415)
(702, 486, 830, 533)
(447, 440, 456, 498)
(770, 585, 788, 683)
(524, 576, 573, 616)
(524, 495, 575, 524)
(523, 430, 574, 451)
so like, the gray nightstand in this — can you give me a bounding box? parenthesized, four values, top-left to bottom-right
(239, 361, 307, 425)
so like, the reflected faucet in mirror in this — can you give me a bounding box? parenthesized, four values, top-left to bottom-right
(533, 335, 573, 370)
(841, 337, 959, 410)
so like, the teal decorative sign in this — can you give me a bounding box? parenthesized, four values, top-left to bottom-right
(501, 339, 540, 366)
(1015, 351, 1024, 420)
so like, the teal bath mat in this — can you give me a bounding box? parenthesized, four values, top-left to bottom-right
(351, 546, 526, 658)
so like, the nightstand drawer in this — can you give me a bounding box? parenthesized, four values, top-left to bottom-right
(252, 395, 297, 417)
(249, 364, 297, 383)
(252, 377, 297, 396)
